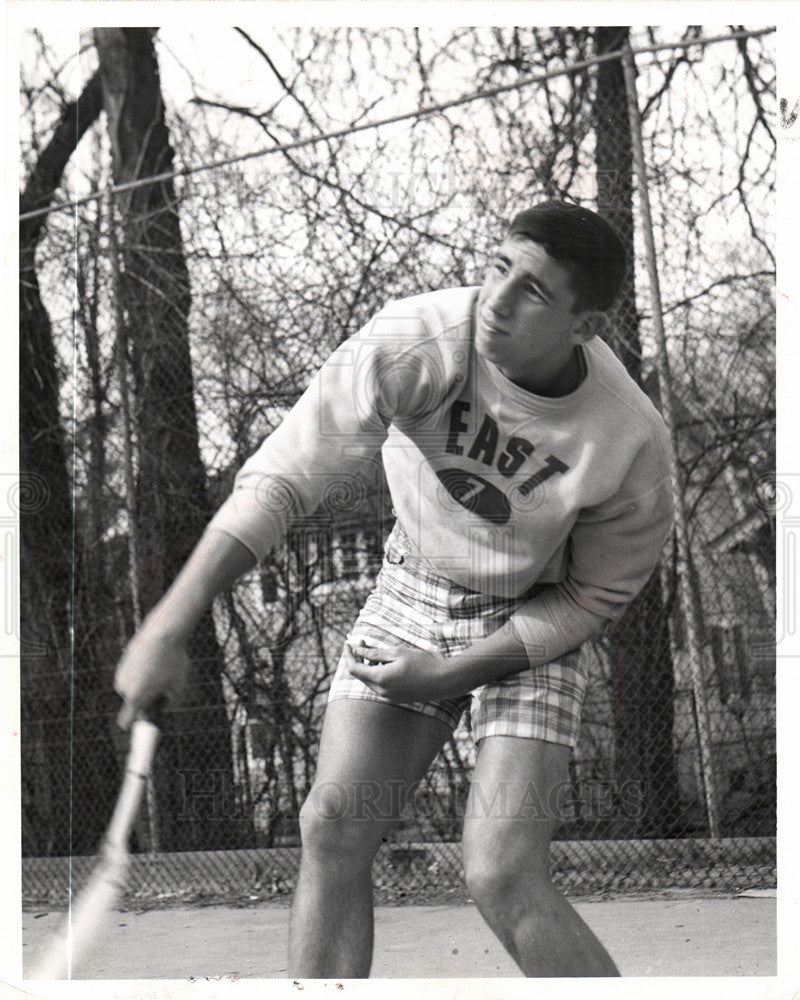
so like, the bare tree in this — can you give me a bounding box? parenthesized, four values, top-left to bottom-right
(19, 68, 116, 853)
(94, 27, 246, 849)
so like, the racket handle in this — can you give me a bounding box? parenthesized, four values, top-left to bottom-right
(126, 717, 161, 776)
(105, 717, 161, 848)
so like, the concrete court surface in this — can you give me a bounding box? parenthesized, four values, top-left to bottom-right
(22, 895, 776, 980)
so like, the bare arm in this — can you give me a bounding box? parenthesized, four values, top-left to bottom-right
(114, 530, 256, 726)
(115, 307, 442, 724)
(348, 618, 532, 702)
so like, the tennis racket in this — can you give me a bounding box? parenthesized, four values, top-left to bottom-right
(29, 712, 162, 980)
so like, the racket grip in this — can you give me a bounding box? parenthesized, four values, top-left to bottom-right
(104, 715, 161, 848)
(127, 716, 162, 776)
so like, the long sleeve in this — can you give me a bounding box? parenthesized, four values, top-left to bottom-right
(509, 471, 675, 662)
(205, 305, 454, 561)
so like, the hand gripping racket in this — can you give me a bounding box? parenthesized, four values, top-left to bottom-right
(29, 712, 161, 980)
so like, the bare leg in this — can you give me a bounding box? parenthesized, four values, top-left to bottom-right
(288, 699, 451, 978)
(462, 737, 619, 977)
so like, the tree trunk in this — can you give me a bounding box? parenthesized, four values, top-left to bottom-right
(94, 27, 244, 849)
(19, 71, 113, 855)
(593, 26, 682, 836)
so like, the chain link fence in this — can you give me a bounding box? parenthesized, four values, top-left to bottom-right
(20, 26, 775, 906)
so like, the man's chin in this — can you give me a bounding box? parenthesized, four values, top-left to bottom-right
(475, 328, 502, 363)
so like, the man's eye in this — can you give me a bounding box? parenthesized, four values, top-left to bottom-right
(491, 261, 508, 274)
(526, 285, 543, 299)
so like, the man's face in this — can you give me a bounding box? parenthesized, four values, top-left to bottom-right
(475, 236, 591, 393)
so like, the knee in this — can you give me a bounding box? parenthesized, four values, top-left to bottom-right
(462, 827, 552, 911)
(298, 779, 392, 861)
(298, 780, 355, 854)
(462, 850, 517, 911)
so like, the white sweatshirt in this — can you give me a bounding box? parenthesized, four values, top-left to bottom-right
(207, 286, 674, 662)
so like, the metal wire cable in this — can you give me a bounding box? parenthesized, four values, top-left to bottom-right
(19, 27, 774, 224)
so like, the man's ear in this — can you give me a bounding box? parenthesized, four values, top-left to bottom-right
(572, 311, 609, 344)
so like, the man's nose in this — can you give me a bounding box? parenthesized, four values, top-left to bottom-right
(487, 278, 514, 317)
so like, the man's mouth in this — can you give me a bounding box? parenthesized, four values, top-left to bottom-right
(481, 317, 507, 336)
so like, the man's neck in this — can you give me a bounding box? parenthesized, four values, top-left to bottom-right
(510, 346, 586, 398)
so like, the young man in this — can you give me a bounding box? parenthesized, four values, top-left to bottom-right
(115, 201, 674, 978)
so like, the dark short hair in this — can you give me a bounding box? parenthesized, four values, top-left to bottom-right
(508, 201, 627, 312)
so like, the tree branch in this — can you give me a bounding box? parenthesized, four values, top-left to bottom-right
(734, 29, 776, 146)
(20, 69, 104, 247)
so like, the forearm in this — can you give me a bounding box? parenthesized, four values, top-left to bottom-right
(509, 584, 607, 666)
(349, 596, 599, 702)
(441, 597, 600, 696)
(114, 529, 256, 724)
(143, 528, 257, 640)
(439, 619, 531, 695)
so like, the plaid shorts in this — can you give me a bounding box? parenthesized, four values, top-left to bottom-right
(328, 523, 588, 747)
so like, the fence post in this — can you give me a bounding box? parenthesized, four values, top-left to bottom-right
(621, 43, 721, 837)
